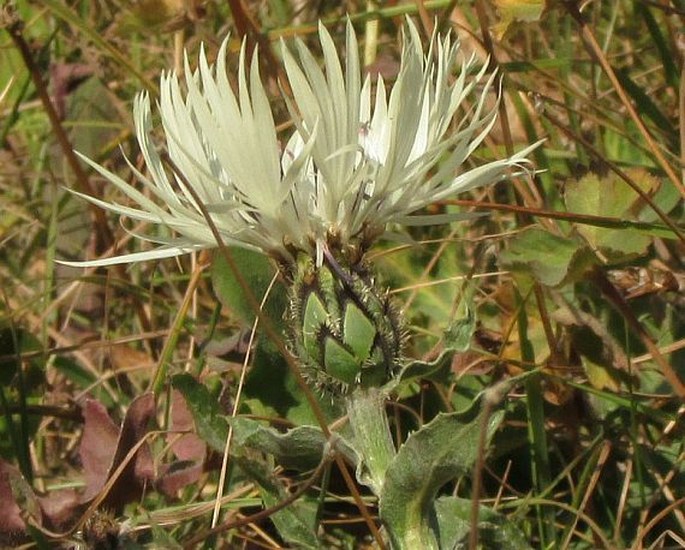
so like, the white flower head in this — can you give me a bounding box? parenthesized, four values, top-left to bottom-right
(66, 18, 538, 268)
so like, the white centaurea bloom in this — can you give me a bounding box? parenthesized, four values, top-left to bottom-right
(65, 19, 537, 268)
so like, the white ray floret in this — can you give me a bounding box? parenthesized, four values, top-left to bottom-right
(64, 18, 538, 267)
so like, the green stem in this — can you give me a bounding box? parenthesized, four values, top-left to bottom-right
(345, 387, 396, 496)
(346, 389, 441, 549)
(516, 289, 554, 548)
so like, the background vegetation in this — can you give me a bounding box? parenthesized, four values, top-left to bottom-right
(1, 0, 684, 548)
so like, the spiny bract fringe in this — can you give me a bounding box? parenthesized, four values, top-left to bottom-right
(288, 253, 404, 396)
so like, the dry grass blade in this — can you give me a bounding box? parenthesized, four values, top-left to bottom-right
(2, 2, 683, 547)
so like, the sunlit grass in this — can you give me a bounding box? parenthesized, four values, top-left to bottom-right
(1, 1, 684, 548)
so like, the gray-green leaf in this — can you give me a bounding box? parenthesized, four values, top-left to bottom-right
(434, 496, 531, 550)
(229, 416, 355, 471)
(235, 449, 322, 549)
(379, 405, 503, 549)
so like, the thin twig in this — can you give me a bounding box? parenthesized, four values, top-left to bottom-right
(183, 450, 334, 547)
(564, 1, 685, 199)
(211, 272, 279, 528)
(4, 10, 114, 251)
(590, 268, 685, 398)
(160, 151, 386, 548)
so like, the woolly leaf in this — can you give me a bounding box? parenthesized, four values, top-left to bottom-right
(380, 401, 504, 548)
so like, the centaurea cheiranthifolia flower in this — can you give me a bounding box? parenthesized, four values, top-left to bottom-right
(67, 19, 537, 393)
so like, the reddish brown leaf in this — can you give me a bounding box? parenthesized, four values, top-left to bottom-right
(79, 394, 157, 512)
(169, 389, 206, 463)
(79, 399, 120, 503)
(157, 460, 203, 497)
(49, 62, 94, 119)
(364, 53, 400, 80)
(37, 489, 82, 530)
(0, 460, 33, 534)
(0, 462, 82, 535)
(101, 393, 156, 511)
(154, 390, 207, 497)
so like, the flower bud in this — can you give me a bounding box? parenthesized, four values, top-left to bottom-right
(288, 254, 403, 395)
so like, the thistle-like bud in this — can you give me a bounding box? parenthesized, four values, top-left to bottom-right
(288, 254, 403, 396)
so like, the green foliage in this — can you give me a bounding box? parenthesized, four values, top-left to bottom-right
(0, 327, 44, 478)
(233, 451, 322, 549)
(500, 226, 593, 287)
(211, 248, 287, 330)
(379, 402, 506, 549)
(501, 169, 683, 289)
(434, 496, 531, 550)
(2, 1, 685, 547)
(228, 416, 354, 471)
(564, 171, 661, 258)
(399, 301, 476, 385)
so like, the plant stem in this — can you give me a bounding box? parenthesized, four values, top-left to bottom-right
(345, 387, 396, 496)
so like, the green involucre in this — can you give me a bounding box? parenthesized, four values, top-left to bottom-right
(288, 254, 403, 395)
